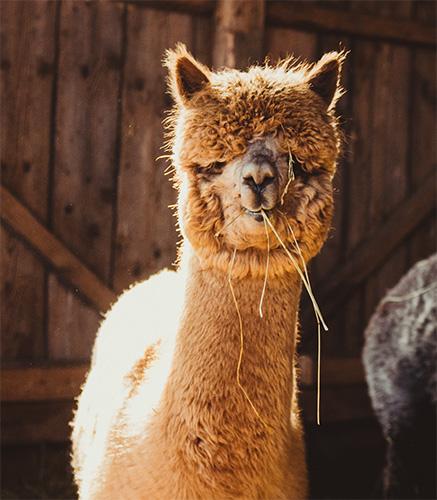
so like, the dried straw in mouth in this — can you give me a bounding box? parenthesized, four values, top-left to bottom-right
(215, 212, 243, 238)
(280, 147, 295, 206)
(262, 210, 328, 425)
(258, 216, 270, 319)
(228, 248, 271, 429)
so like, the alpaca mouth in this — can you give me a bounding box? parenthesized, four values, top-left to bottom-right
(245, 208, 271, 222)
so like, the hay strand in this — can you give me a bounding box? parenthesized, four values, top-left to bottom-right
(262, 210, 327, 425)
(228, 248, 270, 429)
(259, 216, 270, 318)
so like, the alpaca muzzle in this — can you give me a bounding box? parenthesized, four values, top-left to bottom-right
(240, 160, 278, 218)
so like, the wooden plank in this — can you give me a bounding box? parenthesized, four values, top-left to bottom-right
(48, 274, 101, 361)
(408, 1, 437, 266)
(300, 356, 365, 387)
(364, 35, 410, 332)
(122, 0, 435, 46)
(192, 14, 214, 67)
(312, 34, 351, 280)
(302, 384, 373, 423)
(333, 39, 377, 357)
(48, 1, 124, 361)
(2, 365, 87, 402)
(266, 1, 435, 46)
(2, 443, 75, 499)
(0, 0, 56, 219)
(1, 401, 75, 444)
(0, 0, 57, 363)
(114, 7, 193, 291)
(266, 26, 317, 63)
(0, 186, 117, 312)
(213, 0, 265, 68)
(304, 173, 435, 323)
(408, 215, 436, 266)
(0, 225, 46, 361)
(124, 0, 215, 16)
(51, 1, 123, 281)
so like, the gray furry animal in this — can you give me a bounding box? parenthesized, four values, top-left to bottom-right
(363, 253, 437, 499)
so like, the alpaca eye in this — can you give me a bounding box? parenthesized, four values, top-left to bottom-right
(287, 155, 305, 180)
(208, 161, 226, 174)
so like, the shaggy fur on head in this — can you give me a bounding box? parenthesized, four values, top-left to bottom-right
(71, 45, 345, 499)
(363, 254, 437, 499)
(165, 43, 346, 278)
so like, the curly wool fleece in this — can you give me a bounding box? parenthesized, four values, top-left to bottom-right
(71, 45, 346, 500)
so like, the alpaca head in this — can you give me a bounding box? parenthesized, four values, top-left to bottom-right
(165, 44, 346, 278)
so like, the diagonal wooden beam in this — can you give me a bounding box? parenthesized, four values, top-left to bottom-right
(266, 2, 436, 47)
(127, 0, 435, 47)
(0, 185, 117, 312)
(306, 173, 436, 322)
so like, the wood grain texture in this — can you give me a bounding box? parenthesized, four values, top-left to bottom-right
(213, 0, 265, 68)
(312, 34, 351, 281)
(51, 1, 123, 280)
(0, 1, 56, 362)
(1, 224, 46, 362)
(124, 0, 435, 46)
(340, 35, 377, 357)
(48, 274, 101, 361)
(49, 1, 124, 360)
(2, 365, 87, 402)
(0, 186, 116, 313)
(364, 38, 410, 328)
(113, 7, 193, 291)
(408, 0, 436, 266)
(1, 0, 55, 219)
(1, 401, 75, 444)
(265, 26, 317, 63)
(303, 173, 435, 328)
(266, 0, 434, 46)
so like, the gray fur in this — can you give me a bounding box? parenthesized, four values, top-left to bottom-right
(363, 253, 437, 499)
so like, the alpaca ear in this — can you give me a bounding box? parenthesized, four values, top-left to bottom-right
(306, 52, 345, 108)
(165, 44, 210, 104)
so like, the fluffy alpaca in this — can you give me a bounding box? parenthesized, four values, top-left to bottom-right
(71, 44, 345, 499)
(363, 253, 437, 499)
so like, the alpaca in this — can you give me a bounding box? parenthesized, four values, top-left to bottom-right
(71, 44, 345, 499)
(363, 253, 437, 499)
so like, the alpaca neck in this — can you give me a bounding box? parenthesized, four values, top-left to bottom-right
(163, 249, 302, 438)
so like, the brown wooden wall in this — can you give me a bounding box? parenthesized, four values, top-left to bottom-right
(1, 0, 436, 433)
(1, 1, 436, 498)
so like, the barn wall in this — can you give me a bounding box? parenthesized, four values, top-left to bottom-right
(2, 0, 434, 367)
(1, 1, 435, 497)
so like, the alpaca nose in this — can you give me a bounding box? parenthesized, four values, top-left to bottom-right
(242, 163, 276, 194)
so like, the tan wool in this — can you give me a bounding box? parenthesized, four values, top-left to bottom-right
(71, 44, 346, 499)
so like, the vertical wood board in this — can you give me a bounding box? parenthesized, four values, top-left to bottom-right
(51, 0, 123, 280)
(48, 275, 100, 361)
(408, 0, 437, 267)
(114, 7, 194, 291)
(48, 1, 124, 361)
(213, 0, 265, 69)
(1, 0, 55, 220)
(266, 27, 317, 63)
(1, 225, 46, 362)
(0, 1, 56, 362)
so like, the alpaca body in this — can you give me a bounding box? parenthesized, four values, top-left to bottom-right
(72, 251, 307, 499)
(72, 44, 345, 499)
(363, 253, 437, 498)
